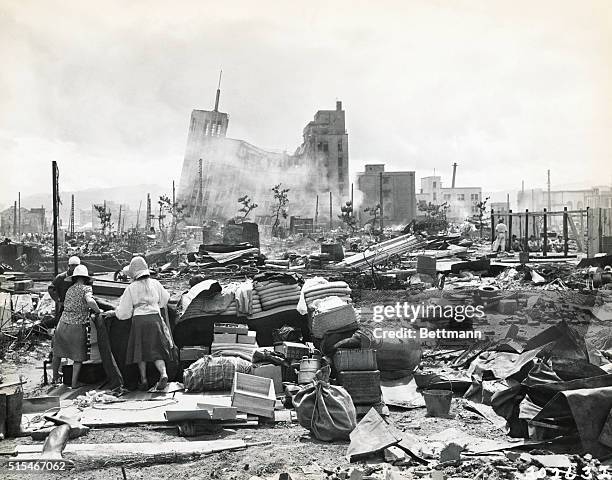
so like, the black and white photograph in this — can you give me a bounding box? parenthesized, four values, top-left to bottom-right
(1, 1, 612, 478)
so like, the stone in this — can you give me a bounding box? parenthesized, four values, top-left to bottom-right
(384, 446, 406, 464)
(439, 442, 463, 463)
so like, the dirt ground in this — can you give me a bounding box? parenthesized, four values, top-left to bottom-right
(0, 286, 609, 479)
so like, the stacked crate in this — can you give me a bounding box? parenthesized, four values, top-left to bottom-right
(334, 349, 381, 406)
(211, 323, 258, 357)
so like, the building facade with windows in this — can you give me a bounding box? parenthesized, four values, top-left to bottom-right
(417, 175, 482, 222)
(356, 164, 417, 225)
(177, 99, 349, 223)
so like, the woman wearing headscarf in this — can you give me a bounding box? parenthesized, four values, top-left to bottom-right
(51, 265, 101, 388)
(108, 256, 173, 390)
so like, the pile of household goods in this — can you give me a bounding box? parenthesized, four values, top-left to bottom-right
(176, 268, 424, 442)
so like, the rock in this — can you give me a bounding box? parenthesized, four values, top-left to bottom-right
(384, 446, 406, 464)
(439, 442, 463, 463)
(348, 468, 364, 480)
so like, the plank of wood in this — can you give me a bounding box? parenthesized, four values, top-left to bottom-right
(16, 439, 246, 456)
(22, 397, 60, 414)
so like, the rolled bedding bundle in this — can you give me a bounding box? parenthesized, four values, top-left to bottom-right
(260, 293, 301, 310)
(256, 283, 301, 300)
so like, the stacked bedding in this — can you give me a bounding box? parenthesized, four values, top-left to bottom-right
(254, 281, 301, 311)
(303, 281, 352, 308)
(251, 291, 263, 314)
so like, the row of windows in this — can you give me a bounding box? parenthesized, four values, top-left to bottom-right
(316, 140, 344, 153)
(440, 193, 480, 202)
(204, 120, 224, 136)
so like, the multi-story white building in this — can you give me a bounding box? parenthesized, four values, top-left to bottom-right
(416, 175, 482, 222)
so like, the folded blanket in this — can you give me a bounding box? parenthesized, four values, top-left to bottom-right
(302, 281, 350, 295)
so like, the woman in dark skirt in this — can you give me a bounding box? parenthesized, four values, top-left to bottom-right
(51, 265, 101, 388)
(108, 256, 172, 390)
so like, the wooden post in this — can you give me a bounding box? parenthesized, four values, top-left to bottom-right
(17, 192, 21, 239)
(329, 191, 332, 231)
(563, 206, 569, 256)
(524, 209, 529, 252)
(586, 206, 590, 256)
(543, 208, 548, 256)
(52, 161, 59, 277)
(508, 209, 513, 250)
(12, 201, 16, 237)
(491, 208, 495, 247)
(598, 207, 603, 254)
(314, 195, 319, 231)
(379, 172, 384, 232)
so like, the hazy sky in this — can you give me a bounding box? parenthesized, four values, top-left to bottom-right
(1, 0, 611, 207)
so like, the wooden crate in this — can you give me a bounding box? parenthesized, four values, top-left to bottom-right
(214, 323, 249, 335)
(337, 370, 381, 405)
(274, 342, 310, 361)
(231, 373, 275, 418)
(237, 331, 257, 345)
(214, 333, 237, 344)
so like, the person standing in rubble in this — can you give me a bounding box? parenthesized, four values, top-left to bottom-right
(48, 256, 81, 327)
(492, 218, 508, 252)
(106, 256, 173, 391)
(51, 265, 101, 387)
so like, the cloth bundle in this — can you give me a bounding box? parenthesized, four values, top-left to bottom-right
(298, 278, 352, 314)
(183, 354, 252, 392)
(251, 292, 263, 314)
(255, 281, 301, 311)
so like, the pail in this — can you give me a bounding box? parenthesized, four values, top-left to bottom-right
(297, 357, 321, 384)
(423, 389, 452, 417)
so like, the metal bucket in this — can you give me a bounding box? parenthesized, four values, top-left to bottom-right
(297, 357, 321, 384)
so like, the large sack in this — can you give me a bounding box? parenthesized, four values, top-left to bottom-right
(183, 354, 252, 392)
(292, 366, 357, 441)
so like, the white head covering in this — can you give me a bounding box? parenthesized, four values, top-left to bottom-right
(68, 256, 81, 266)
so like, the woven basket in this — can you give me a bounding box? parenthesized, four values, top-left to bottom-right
(310, 303, 357, 338)
(333, 349, 377, 371)
(337, 370, 381, 405)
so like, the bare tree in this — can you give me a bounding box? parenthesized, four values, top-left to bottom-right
(238, 195, 258, 221)
(271, 184, 290, 237)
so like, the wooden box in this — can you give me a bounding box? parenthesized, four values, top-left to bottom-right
(252, 364, 283, 395)
(214, 333, 237, 344)
(231, 373, 275, 418)
(179, 346, 210, 362)
(214, 323, 249, 335)
(237, 331, 257, 345)
(274, 342, 310, 361)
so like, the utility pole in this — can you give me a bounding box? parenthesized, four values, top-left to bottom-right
(379, 172, 384, 232)
(547, 169, 551, 212)
(136, 200, 142, 232)
(18, 192, 21, 238)
(69, 194, 75, 238)
(172, 180, 176, 228)
(117, 204, 122, 235)
(315, 195, 319, 230)
(13, 201, 17, 237)
(451, 163, 457, 188)
(329, 192, 332, 231)
(146, 194, 151, 233)
(198, 159, 203, 224)
(52, 161, 59, 276)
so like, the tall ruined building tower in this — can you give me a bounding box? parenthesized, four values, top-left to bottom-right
(177, 88, 349, 223)
(298, 101, 349, 201)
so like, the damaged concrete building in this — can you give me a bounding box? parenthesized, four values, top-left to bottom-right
(177, 89, 349, 225)
(356, 164, 417, 226)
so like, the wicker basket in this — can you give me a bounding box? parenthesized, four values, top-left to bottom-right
(337, 370, 381, 405)
(310, 303, 358, 338)
(333, 349, 377, 371)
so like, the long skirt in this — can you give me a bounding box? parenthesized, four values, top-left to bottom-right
(125, 313, 172, 364)
(53, 321, 87, 362)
